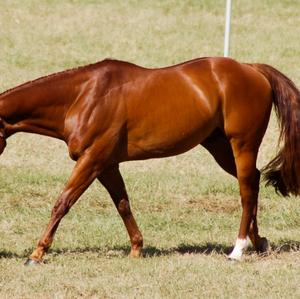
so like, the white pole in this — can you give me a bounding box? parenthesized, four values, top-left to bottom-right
(224, 0, 232, 57)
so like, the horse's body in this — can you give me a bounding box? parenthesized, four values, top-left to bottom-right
(0, 57, 299, 264)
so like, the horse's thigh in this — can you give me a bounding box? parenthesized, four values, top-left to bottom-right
(201, 129, 237, 177)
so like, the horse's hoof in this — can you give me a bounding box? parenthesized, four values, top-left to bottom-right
(129, 249, 142, 258)
(258, 237, 270, 253)
(24, 258, 40, 266)
(227, 253, 242, 262)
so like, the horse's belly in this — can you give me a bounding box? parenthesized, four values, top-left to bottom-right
(126, 113, 215, 160)
(126, 134, 209, 160)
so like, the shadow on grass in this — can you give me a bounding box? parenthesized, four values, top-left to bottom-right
(141, 243, 233, 257)
(0, 240, 299, 260)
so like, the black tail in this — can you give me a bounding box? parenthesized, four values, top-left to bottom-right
(251, 64, 300, 196)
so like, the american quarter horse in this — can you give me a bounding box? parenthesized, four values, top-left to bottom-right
(0, 57, 299, 265)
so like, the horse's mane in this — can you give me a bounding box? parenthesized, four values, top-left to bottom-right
(0, 59, 114, 97)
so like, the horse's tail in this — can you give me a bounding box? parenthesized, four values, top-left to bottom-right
(250, 63, 300, 196)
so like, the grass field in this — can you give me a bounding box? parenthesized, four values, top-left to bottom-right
(0, 0, 300, 298)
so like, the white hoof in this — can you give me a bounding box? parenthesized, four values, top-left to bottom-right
(228, 251, 243, 261)
(228, 238, 248, 261)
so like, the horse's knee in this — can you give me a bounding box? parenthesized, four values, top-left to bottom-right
(52, 197, 70, 218)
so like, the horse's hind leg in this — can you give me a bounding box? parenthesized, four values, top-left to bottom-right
(202, 130, 267, 258)
(98, 165, 143, 257)
(228, 137, 268, 260)
(202, 129, 237, 177)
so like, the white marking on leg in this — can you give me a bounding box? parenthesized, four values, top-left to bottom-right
(228, 238, 248, 261)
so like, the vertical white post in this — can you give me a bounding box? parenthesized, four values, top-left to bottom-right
(224, 0, 232, 57)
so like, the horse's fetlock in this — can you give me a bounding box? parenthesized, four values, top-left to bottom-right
(132, 233, 143, 247)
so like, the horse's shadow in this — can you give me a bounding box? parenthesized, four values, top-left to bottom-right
(141, 243, 233, 257)
(0, 240, 299, 260)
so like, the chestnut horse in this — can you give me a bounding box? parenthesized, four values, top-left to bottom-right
(0, 57, 299, 265)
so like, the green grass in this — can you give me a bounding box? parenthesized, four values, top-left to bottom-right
(0, 0, 300, 298)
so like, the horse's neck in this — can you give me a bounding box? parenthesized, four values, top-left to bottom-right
(0, 74, 79, 140)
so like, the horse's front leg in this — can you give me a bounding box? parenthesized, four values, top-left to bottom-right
(25, 154, 99, 265)
(98, 165, 143, 257)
